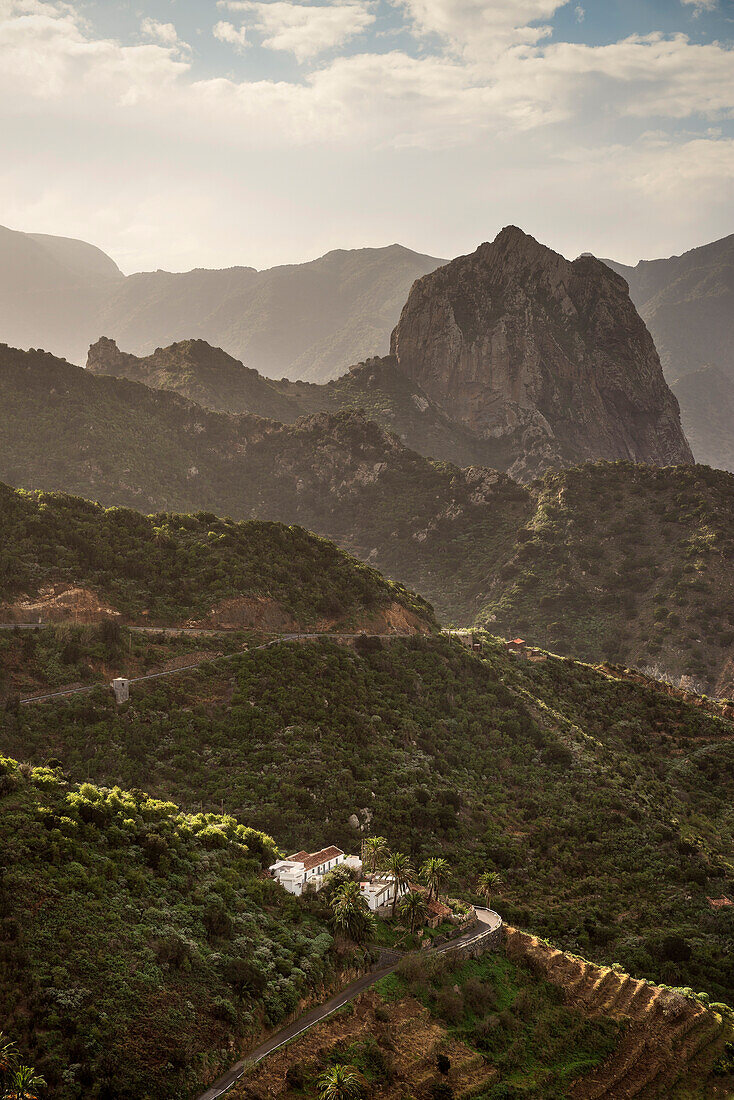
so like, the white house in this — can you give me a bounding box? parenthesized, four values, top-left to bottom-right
(359, 874, 410, 913)
(269, 846, 345, 896)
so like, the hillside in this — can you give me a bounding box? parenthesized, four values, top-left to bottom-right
(391, 227, 693, 479)
(0, 225, 443, 378)
(229, 943, 733, 1099)
(606, 234, 734, 474)
(1, 344, 733, 691)
(0, 756, 361, 1099)
(6, 634, 733, 1005)
(0, 483, 435, 632)
(86, 338, 513, 470)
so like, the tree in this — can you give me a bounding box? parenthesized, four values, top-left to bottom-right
(399, 890, 429, 933)
(477, 871, 503, 908)
(331, 881, 374, 943)
(362, 836, 388, 874)
(385, 851, 414, 918)
(0, 1036, 17, 1077)
(3, 1065, 46, 1100)
(420, 857, 451, 903)
(316, 1064, 367, 1100)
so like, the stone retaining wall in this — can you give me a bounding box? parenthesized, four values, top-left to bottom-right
(443, 920, 503, 960)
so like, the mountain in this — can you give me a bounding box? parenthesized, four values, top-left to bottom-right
(606, 233, 734, 385)
(0, 225, 443, 378)
(87, 224, 695, 481)
(0, 224, 123, 362)
(391, 226, 693, 478)
(605, 233, 734, 473)
(0, 755, 360, 1099)
(1, 344, 732, 692)
(86, 337, 519, 470)
(0, 482, 435, 633)
(6, 630, 734, 1007)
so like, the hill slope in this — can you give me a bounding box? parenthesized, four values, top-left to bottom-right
(391, 227, 693, 478)
(6, 634, 734, 1005)
(86, 338, 517, 470)
(0, 756, 358, 1099)
(0, 483, 435, 632)
(2, 344, 733, 691)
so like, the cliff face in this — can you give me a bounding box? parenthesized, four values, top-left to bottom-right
(391, 226, 694, 473)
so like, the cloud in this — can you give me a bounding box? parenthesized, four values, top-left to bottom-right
(575, 5, 584, 21)
(219, 1, 376, 62)
(213, 19, 248, 51)
(393, 0, 567, 57)
(0, 0, 733, 271)
(680, 0, 717, 13)
(140, 18, 183, 48)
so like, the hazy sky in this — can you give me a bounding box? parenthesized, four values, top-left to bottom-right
(1, 0, 733, 272)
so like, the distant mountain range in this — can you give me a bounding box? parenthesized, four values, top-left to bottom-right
(3, 220, 732, 469)
(87, 227, 692, 480)
(0, 222, 443, 380)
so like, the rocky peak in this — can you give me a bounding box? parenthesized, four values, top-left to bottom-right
(390, 226, 693, 471)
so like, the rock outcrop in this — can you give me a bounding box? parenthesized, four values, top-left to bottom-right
(391, 226, 694, 476)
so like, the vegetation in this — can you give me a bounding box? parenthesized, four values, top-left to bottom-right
(316, 1063, 367, 1100)
(0, 755, 365, 1099)
(5, 634, 733, 1004)
(2, 346, 733, 688)
(378, 951, 623, 1098)
(0, 1035, 44, 1100)
(0, 482, 434, 629)
(330, 883, 374, 945)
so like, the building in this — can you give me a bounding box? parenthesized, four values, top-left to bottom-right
(269, 846, 345, 896)
(359, 874, 410, 914)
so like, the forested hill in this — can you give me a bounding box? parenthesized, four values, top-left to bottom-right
(0, 483, 435, 632)
(0, 756, 357, 1099)
(1, 344, 733, 691)
(5, 633, 733, 1009)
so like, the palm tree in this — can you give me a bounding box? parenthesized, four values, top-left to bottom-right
(419, 856, 451, 903)
(477, 870, 503, 908)
(0, 1034, 18, 1076)
(3, 1065, 46, 1100)
(385, 851, 413, 918)
(399, 890, 429, 933)
(331, 881, 374, 943)
(316, 1064, 367, 1100)
(362, 836, 388, 875)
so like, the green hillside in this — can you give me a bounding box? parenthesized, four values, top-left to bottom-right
(2, 344, 733, 691)
(6, 634, 733, 1005)
(0, 482, 434, 630)
(0, 757, 357, 1099)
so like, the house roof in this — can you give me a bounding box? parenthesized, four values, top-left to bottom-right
(507, 638, 526, 646)
(707, 896, 733, 908)
(287, 845, 344, 872)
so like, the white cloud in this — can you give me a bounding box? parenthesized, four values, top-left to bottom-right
(220, 1, 376, 62)
(575, 5, 584, 21)
(0, 0, 732, 271)
(680, 0, 717, 13)
(213, 19, 248, 51)
(140, 18, 182, 48)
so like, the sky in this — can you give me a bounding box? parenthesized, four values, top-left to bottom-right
(1, 0, 733, 273)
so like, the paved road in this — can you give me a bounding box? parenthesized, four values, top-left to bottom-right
(14, 632, 410, 705)
(196, 908, 500, 1100)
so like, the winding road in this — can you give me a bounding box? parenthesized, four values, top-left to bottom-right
(196, 908, 501, 1100)
(10, 631, 415, 705)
